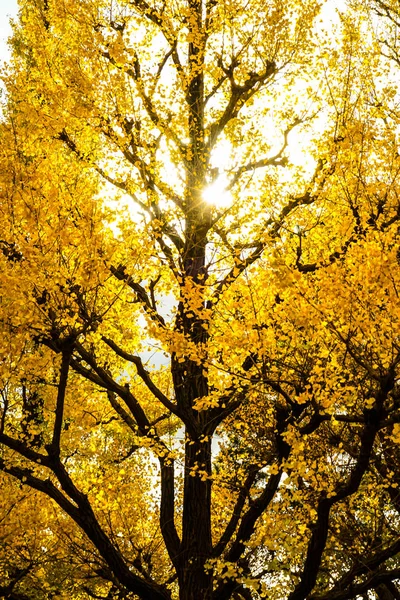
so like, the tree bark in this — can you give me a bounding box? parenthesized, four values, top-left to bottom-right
(179, 437, 213, 600)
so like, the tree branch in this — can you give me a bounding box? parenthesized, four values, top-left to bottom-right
(48, 347, 72, 457)
(208, 61, 277, 150)
(311, 569, 400, 600)
(102, 336, 180, 419)
(110, 265, 166, 327)
(288, 387, 389, 600)
(212, 465, 260, 558)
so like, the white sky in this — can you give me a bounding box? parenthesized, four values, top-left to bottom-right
(0, 0, 18, 63)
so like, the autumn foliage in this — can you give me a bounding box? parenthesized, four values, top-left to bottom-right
(1, 0, 400, 598)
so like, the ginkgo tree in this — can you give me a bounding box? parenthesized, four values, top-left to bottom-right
(1, 0, 400, 598)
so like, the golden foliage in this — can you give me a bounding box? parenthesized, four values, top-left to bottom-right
(1, 0, 400, 599)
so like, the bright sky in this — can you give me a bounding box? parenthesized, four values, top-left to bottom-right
(0, 0, 18, 63)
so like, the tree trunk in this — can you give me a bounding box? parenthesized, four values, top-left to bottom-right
(179, 436, 213, 600)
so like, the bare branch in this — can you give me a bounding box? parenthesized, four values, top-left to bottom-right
(226, 120, 302, 190)
(106, 390, 138, 432)
(0, 432, 49, 467)
(311, 569, 400, 600)
(102, 336, 180, 419)
(48, 347, 72, 457)
(110, 265, 166, 327)
(208, 61, 277, 150)
(102, 49, 185, 159)
(210, 157, 334, 301)
(212, 465, 260, 558)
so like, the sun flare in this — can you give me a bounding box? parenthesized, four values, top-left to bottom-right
(203, 175, 232, 208)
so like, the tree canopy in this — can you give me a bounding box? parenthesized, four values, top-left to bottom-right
(1, 0, 400, 599)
